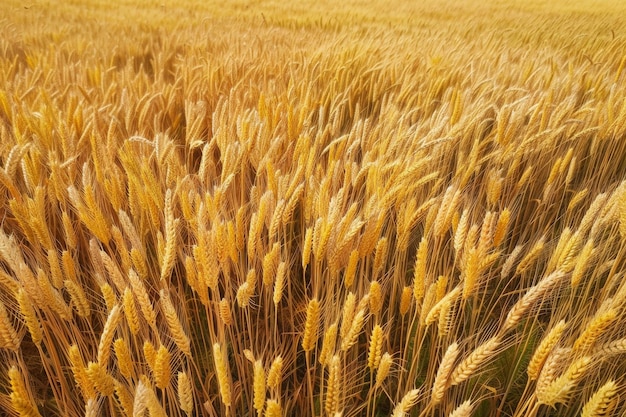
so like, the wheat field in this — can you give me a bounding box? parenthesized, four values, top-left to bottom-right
(1, 0, 626, 416)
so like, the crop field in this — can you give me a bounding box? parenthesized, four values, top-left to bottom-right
(1, 0, 626, 416)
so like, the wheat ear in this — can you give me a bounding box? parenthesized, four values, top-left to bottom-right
(581, 380, 618, 417)
(8, 366, 42, 417)
(325, 354, 341, 416)
(178, 371, 194, 416)
(213, 343, 232, 407)
(431, 342, 459, 404)
(450, 337, 500, 385)
(160, 289, 192, 356)
(527, 320, 566, 380)
(448, 400, 474, 417)
(302, 298, 320, 352)
(253, 360, 266, 415)
(97, 304, 122, 365)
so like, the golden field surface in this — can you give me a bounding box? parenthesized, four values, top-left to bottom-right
(1, 0, 626, 416)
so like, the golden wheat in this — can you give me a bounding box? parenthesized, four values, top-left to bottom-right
(1, 1, 626, 415)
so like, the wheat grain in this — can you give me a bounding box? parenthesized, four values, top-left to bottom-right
(493, 208, 510, 247)
(450, 337, 500, 385)
(161, 190, 178, 280)
(133, 379, 167, 417)
(369, 280, 382, 316)
(391, 388, 420, 417)
(153, 344, 172, 389)
(426, 286, 460, 326)
(527, 320, 566, 380)
(0, 299, 19, 351)
(68, 344, 96, 399)
(434, 186, 459, 237)
(253, 360, 266, 415)
(122, 288, 140, 335)
(213, 342, 232, 407)
(263, 242, 280, 286)
(501, 244, 524, 279)
(114, 338, 133, 379)
(65, 279, 91, 318)
(131, 247, 149, 280)
(16, 289, 42, 345)
(399, 286, 413, 316)
(100, 250, 127, 292)
(47, 249, 64, 289)
(85, 398, 98, 417)
(160, 289, 192, 356)
(448, 400, 473, 417)
(114, 381, 134, 416)
(178, 371, 194, 416)
(320, 323, 338, 367)
(573, 309, 617, 353)
(432, 342, 459, 404)
(571, 238, 594, 287)
(219, 298, 233, 326)
(367, 324, 384, 370)
(373, 237, 388, 275)
(462, 247, 480, 300)
(273, 261, 287, 306)
(503, 270, 565, 332)
(487, 170, 503, 207)
(97, 304, 122, 365)
(556, 230, 582, 273)
(594, 338, 626, 356)
(454, 209, 469, 260)
(267, 356, 283, 390)
(477, 211, 495, 254)
(37, 269, 72, 320)
(237, 281, 253, 308)
(325, 354, 341, 416)
(111, 225, 131, 273)
(8, 366, 42, 417)
(143, 341, 157, 370)
(375, 352, 393, 388)
(581, 380, 617, 417)
(266, 399, 282, 417)
(302, 298, 320, 352)
(86, 361, 115, 396)
(413, 237, 428, 302)
(536, 356, 592, 406)
(516, 236, 545, 275)
(340, 308, 366, 351)
(128, 269, 157, 329)
(579, 192, 609, 235)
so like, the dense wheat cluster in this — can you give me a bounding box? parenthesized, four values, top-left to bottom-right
(1, 0, 626, 416)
